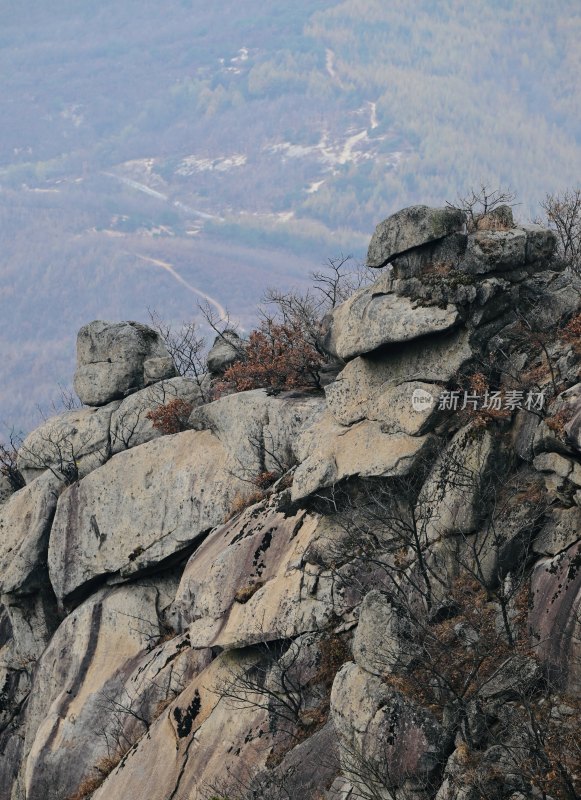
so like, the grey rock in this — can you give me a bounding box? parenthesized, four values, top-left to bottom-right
(0, 474, 14, 505)
(110, 376, 206, 454)
(189, 388, 325, 482)
(474, 204, 514, 230)
(331, 662, 444, 790)
(564, 383, 581, 454)
(0, 471, 63, 595)
(418, 425, 495, 542)
(462, 229, 527, 274)
(170, 497, 345, 648)
(353, 591, 416, 677)
(321, 277, 460, 361)
(74, 320, 175, 406)
(89, 649, 275, 800)
(511, 409, 541, 462)
(48, 429, 254, 608)
(291, 412, 434, 502)
(325, 328, 473, 427)
(367, 205, 466, 268)
(390, 232, 468, 280)
(143, 355, 176, 384)
(534, 506, 581, 555)
(520, 223, 557, 264)
(206, 330, 245, 374)
(530, 541, 581, 693)
(17, 404, 118, 484)
(21, 578, 207, 800)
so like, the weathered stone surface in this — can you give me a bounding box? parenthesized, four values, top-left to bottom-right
(189, 388, 325, 481)
(462, 229, 527, 274)
(48, 429, 252, 608)
(564, 383, 581, 454)
(534, 506, 581, 556)
(292, 413, 434, 502)
(533, 451, 581, 502)
(322, 279, 460, 361)
(171, 497, 346, 649)
(331, 662, 444, 790)
(74, 320, 175, 406)
(206, 330, 245, 374)
(110, 376, 205, 454)
(390, 232, 468, 280)
(325, 328, 473, 427)
(0, 472, 63, 595)
(353, 591, 415, 677)
(17, 404, 118, 484)
(418, 425, 495, 542)
(0, 474, 14, 505)
(367, 206, 465, 268)
(511, 409, 541, 462)
(520, 223, 556, 264)
(90, 648, 273, 800)
(1, 590, 59, 667)
(530, 542, 581, 693)
(22, 578, 205, 800)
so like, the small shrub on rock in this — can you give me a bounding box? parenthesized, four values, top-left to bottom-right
(146, 398, 193, 435)
(214, 319, 324, 396)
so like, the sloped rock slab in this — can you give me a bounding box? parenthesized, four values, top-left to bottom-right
(48, 429, 252, 608)
(22, 578, 207, 800)
(530, 541, 581, 693)
(171, 497, 346, 649)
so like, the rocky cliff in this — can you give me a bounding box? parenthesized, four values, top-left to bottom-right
(1, 205, 580, 800)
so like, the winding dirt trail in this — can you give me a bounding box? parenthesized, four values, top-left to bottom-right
(131, 253, 228, 321)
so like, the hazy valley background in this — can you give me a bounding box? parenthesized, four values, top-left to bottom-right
(1, 0, 581, 431)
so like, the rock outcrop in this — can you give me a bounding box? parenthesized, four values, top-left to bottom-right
(74, 320, 176, 406)
(1, 204, 580, 800)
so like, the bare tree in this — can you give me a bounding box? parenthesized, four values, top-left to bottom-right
(540, 188, 581, 275)
(448, 184, 518, 232)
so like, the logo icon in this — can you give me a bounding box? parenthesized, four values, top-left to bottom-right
(412, 388, 434, 412)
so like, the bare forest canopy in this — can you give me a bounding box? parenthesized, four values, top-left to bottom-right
(1, 0, 581, 431)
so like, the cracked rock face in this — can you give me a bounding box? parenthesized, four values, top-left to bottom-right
(73, 320, 176, 406)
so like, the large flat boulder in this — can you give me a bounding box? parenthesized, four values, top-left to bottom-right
(90, 649, 273, 800)
(0, 471, 63, 596)
(74, 320, 176, 406)
(170, 497, 346, 649)
(17, 404, 118, 484)
(206, 330, 245, 375)
(22, 578, 208, 800)
(48, 429, 253, 608)
(367, 205, 465, 268)
(321, 276, 460, 361)
(291, 413, 434, 502)
(325, 328, 473, 427)
(189, 388, 325, 482)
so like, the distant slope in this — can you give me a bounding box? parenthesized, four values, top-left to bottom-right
(1, 0, 580, 430)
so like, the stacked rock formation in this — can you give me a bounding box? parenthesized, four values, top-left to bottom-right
(0, 205, 580, 800)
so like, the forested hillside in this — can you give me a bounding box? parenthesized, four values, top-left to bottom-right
(1, 0, 581, 430)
